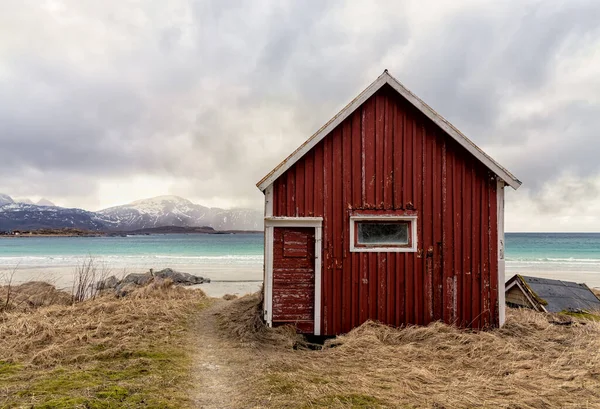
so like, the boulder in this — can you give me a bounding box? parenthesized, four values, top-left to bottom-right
(121, 273, 153, 286)
(97, 275, 119, 290)
(153, 268, 208, 285)
(115, 282, 139, 298)
(93, 268, 210, 298)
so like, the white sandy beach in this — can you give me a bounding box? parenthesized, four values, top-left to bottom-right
(4, 264, 262, 298)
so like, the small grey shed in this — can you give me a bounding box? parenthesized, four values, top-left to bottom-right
(505, 274, 600, 313)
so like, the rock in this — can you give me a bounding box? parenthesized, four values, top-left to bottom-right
(91, 268, 209, 298)
(153, 268, 208, 285)
(121, 273, 153, 286)
(115, 282, 139, 298)
(97, 275, 119, 290)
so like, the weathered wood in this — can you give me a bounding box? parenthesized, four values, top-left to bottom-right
(269, 87, 503, 335)
(272, 227, 315, 332)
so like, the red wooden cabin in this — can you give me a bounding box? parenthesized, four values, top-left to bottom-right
(257, 71, 521, 336)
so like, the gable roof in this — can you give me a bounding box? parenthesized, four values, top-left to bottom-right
(257, 70, 522, 192)
(506, 274, 600, 313)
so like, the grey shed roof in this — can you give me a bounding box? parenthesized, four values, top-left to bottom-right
(506, 275, 600, 313)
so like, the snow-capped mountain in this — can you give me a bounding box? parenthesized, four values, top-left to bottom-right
(0, 194, 14, 206)
(98, 195, 262, 231)
(37, 198, 56, 206)
(14, 198, 34, 205)
(0, 193, 262, 231)
(0, 202, 106, 231)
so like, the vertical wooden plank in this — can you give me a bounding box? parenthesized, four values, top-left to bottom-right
(404, 106, 414, 325)
(296, 161, 305, 217)
(423, 124, 433, 325)
(454, 152, 463, 326)
(342, 118, 353, 333)
(375, 91, 385, 208)
(407, 109, 422, 325)
(393, 99, 403, 208)
(352, 253, 360, 328)
(369, 252, 377, 320)
(433, 130, 443, 322)
(314, 143, 324, 217)
(443, 140, 454, 324)
(378, 253, 386, 321)
(463, 158, 472, 326)
(323, 135, 334, 335)
(278, 178, 287, 217)
(304, 150, 314, 216)
(388, 252, 396, 325)
(272, 179, 279, 216)
(364, 97, 376, 207)
(352, 110, 362, 208)
(313, 143, 324, 328)
(360, 253, 369, 323)
(396, 253, 405, 326)
(471, 167, 481, 329)
(481, 172, 490, 327)
(332, 127, 343, 335)
(351, 111, 361, 327)
(286, 167, 295, 217)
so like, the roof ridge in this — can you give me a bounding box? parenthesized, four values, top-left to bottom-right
(257, 71, 521, 191)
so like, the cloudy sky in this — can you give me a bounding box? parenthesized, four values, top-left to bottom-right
(1, 0, 600, 232)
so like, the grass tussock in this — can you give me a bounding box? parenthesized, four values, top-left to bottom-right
(252, 308, 600, 409)
(216, 291, 306, 349)
(0, 281, 72, 312)
(0, 280, 209, 408)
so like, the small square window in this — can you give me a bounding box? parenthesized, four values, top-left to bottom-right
(350, 215, 417, 252)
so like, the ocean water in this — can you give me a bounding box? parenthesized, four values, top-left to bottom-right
(505, 233, 600, 287)
(1, 233, 599, 291)
(0, 234, 264, 294)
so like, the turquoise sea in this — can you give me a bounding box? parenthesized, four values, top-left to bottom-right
(1, 233, 599, 290)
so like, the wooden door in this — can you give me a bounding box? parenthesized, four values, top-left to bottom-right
(272, 227, 316, 333)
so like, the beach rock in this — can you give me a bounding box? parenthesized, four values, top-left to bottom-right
(97, 275, 119, 290)
(115, 282, 139, 298)
(153, 268, 209, 285)
(93, 268, 210, 298)
(121, 272, 153, 286)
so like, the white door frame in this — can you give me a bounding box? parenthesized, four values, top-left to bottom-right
(264, 216, 323, 336)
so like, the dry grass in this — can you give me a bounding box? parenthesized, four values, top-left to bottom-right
(4, 283, 600, 408)
(217, 291, 306, 350)
(0, 281, 72, 312)
(0, 280, 209, 408)
(219, 296, 600, 409)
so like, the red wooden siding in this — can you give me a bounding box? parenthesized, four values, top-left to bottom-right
(272, 85, 498, 335)
(272, 227, 315, 333)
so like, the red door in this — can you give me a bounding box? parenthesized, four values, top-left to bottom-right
(272, 227, 315, 333)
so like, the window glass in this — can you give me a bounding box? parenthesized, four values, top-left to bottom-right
(357, 222, 409, 245)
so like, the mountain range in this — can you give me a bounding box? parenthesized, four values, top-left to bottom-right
(0, 194, 263, 232)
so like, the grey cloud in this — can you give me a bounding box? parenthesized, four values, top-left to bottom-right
(1, 0, 600, 219)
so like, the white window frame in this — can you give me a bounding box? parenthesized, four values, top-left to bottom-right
(349, 215, 418, 253)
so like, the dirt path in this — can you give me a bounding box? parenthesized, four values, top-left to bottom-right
(190, 299, 256, 409)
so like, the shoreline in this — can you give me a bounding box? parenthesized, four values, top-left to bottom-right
(3, 264, 598, 297)
(0, 227, 263, 238)
(2, 264, 263, 298)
